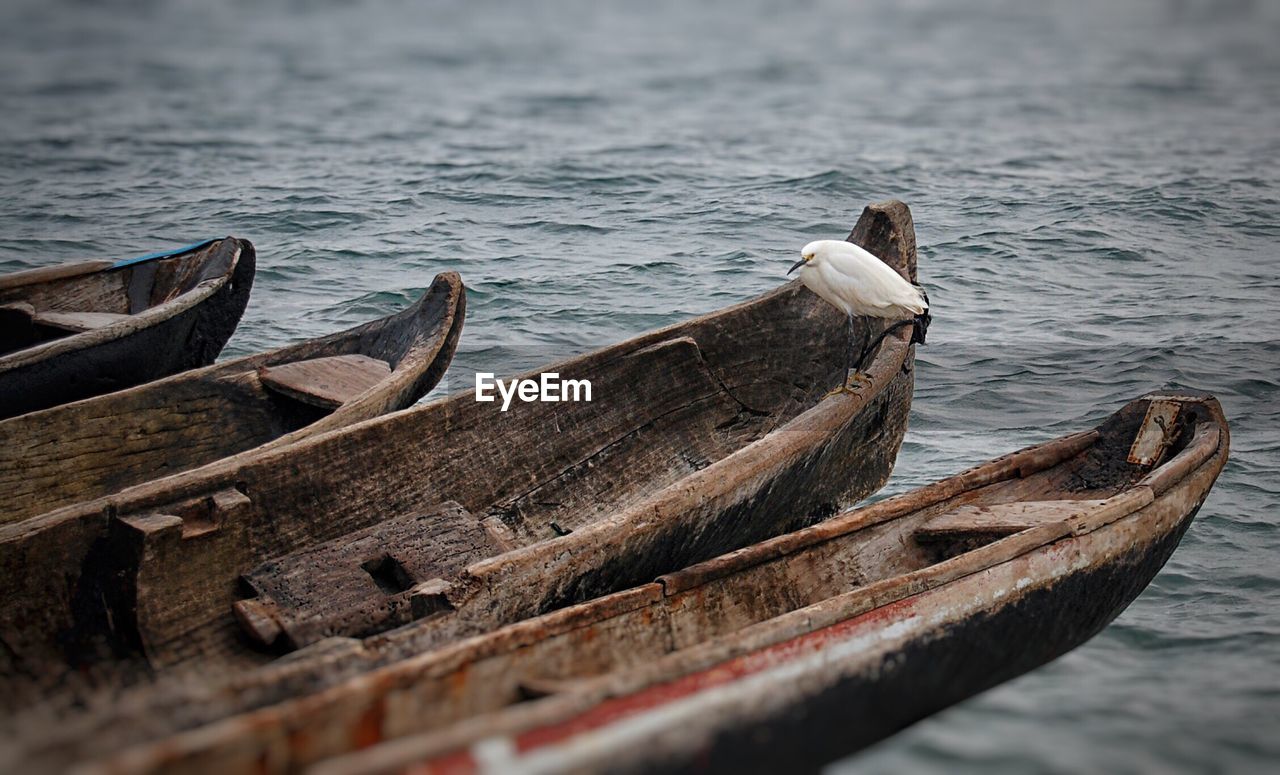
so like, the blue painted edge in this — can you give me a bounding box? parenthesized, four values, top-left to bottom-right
(109, 238, 222, 269)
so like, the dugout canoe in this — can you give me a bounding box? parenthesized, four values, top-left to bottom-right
(27, 391, 1224, 775)
(0, 200, 922, 710)
(0, 271, 466, 525)
(0, 238, 255, 418)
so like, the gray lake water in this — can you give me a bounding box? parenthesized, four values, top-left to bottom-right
(2, 0, 1277, 771)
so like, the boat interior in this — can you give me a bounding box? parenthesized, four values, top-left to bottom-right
(0, 239, 238, 357)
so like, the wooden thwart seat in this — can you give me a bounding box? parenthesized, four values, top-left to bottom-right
(915, 499, 1107, 552)
(30, 310, 130, 333)
(257, 353, 391, 409)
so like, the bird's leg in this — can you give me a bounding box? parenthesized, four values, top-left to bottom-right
(846, 318, 873, 389)
(831, 319, 915, 400)
(826, 314, 868, 397)
(852, 321, 877, 373)
(844, 313, 855, 385)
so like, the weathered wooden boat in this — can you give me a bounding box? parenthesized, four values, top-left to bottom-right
(0, 200, 922, 714)
(21, 391, 1223, 775)
(0, 271, 466, 524)
(0, 238, 255, 419)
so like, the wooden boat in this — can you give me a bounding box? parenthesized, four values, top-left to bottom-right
(0, 271, 467, 524)
(22, 391, 1224, 774)
(0, 238, 255, 418)
(0, 200, 922, 712)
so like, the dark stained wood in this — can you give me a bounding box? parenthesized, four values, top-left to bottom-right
(2, 392, 1228, 774)
(0, 303, 35, 354)
(0, 273, 465, 525)
(0, 200, 921, 715)
(0, 238, 255, 418)
(258, 353, 393, 410)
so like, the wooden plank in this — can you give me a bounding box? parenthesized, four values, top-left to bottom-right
(233, 502, 506, 649)
(1127, 398, 1180, 466)
(30, 309, 130, 333)
(915, 499, 1106, 548)
(257, 353, 391, 409)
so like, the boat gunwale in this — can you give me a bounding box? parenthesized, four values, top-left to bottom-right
(0, 237, 223, 292)
(0, 259, 116, 292)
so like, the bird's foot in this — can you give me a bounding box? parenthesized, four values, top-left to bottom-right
(823, 372, 872, 398)
(847, 371, 873, 389)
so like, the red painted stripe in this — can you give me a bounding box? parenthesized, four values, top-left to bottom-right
(404, 521, 1090, 771)
(509, 593, 921, 754)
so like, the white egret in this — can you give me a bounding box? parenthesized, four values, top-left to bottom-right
(788, 239, 930, 394)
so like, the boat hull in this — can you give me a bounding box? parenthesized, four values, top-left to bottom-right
(0, 240, 254, 418)
(0, 395, 1227, 774)
(404, 442, 1219, 775)
(586, 499, 1203, 775)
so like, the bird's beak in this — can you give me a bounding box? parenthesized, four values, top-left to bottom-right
(787, 258, 806, 275)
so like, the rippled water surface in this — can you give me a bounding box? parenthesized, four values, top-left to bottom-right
(2, 0, 1278, 771)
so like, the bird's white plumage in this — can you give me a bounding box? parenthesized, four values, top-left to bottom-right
(794, 239, 927, 319)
